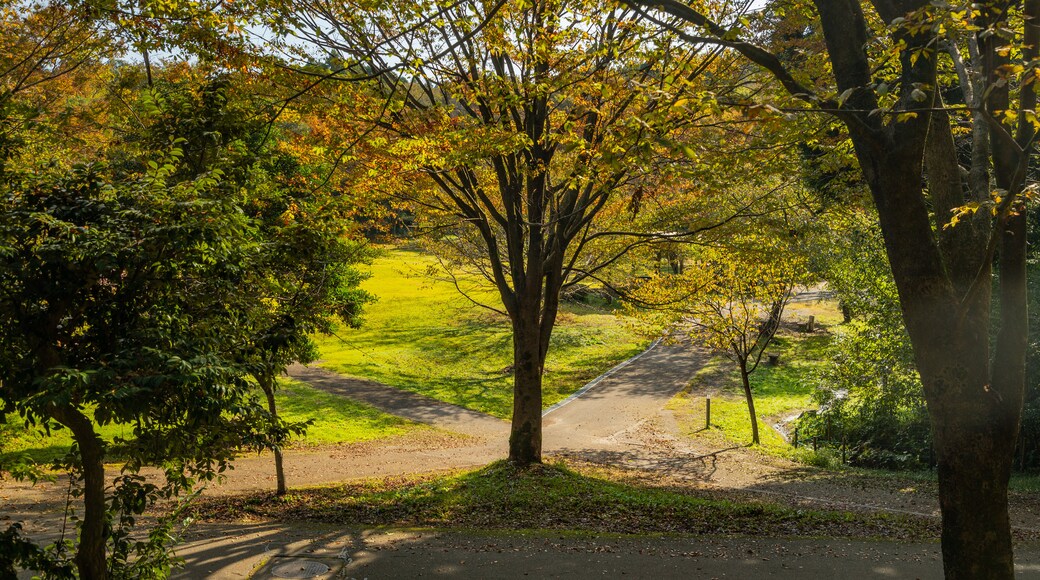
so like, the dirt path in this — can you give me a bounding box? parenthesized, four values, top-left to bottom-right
(249, 341, 1039, 533)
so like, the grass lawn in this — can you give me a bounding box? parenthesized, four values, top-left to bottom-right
(0, 379, 417, 467)
(668, 297, 843, 458)
(314, 247, 648, 418)
(189, 460, 937, 541)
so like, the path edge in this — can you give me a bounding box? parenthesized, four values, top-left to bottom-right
(542, 337, 665, 417)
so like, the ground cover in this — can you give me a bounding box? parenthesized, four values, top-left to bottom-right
(0, 379, 416, 467)
(667, 298, 843, 458)
(187, 460, 938, 541)
(314, 247, 648, 418)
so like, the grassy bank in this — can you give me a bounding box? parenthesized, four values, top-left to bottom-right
(314, 247, 648, 418)
(189, 460, 937, 541)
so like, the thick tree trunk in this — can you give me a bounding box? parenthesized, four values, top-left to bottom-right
(868, 154, 1021, 580)
(909, 305, 1015, 579)
(935, 420, 1015, 579)
(52, 405, 108, 580)
(258, 374, 287, 496)
(738, 361, 759, 445)
(509, 310, 544, 465)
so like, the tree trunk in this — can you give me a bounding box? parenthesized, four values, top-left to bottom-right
(839, 301, 852, 323)
(935, 421, 1015, 579)
(509, 309, 544, 465)
(52, 405, 108, 580)
(868, 153, 1021, 580)
(738, 361, 759, 445)
(258, 374, 287, 496)
(921, 325, 1017, 578)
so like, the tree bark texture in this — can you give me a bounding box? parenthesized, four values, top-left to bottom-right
(52, 405, 109, 580)
(509, 310, 545, 465)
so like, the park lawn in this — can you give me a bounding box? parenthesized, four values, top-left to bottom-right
(314, 247, 648, 418)
(669, 299, 842, 457)
(0, 379, 416, 467)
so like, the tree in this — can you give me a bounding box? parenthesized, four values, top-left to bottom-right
(129, 66, 377, 497)
(238, 156, 374, 496)
(802, 207, 931, 468)
(270, 0, 749, 464)
(0, 143, 283, 580)
(629, 238, 805, 444)
(0, 54, 319, 579)
(629, 1, 1035, 576)
(0, 2, 377, 574)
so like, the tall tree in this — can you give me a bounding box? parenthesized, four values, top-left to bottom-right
(630, 0, 1034, 577)
(271, 0, 751, 464)
(238, 156, 373, 496)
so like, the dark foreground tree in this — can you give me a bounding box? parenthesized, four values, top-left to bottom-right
(631, 1, 1034, 577)
(0, 40, 295, 580)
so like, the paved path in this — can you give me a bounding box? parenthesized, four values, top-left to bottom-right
(172, 523, 996, 579)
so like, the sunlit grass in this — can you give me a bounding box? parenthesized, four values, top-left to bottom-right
(0, 379, 416, 467)
(274, 378, 419, 446)
(314, 247, 648, 418)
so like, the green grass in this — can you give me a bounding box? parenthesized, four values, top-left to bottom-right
(669, 307, 838, 457)
(189, 460, 937, 541)
(1, 379, 417, 467)
(314, 247, 648, 418)
(271, 378, 418, 446)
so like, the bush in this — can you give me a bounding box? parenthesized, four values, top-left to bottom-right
(797, 321, 932, 470)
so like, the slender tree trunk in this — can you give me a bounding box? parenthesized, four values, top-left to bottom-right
(738, 360, 759, 445)
(52, 405, 108, 580)
(258, 374, 287, 496)
(840, 302, 852, 324)
(509, 307, 544, 465)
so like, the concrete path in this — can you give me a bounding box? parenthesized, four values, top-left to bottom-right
(543, 339, 707, 452)
(172, 522, 1040, 579)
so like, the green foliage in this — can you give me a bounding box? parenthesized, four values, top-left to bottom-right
(798, 210, 930, 470)
(802, 322, 931, 470)
(0, 148, 276, 576)
(0, 523, 75, 579)
(0, 55, 376, 574)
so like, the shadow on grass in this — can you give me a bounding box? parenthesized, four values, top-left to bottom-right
(187, 461, 939, 541)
